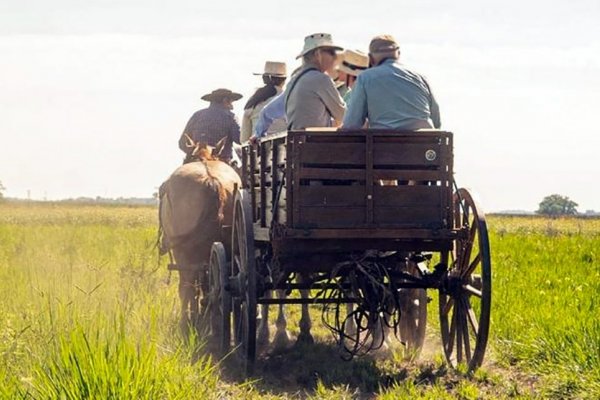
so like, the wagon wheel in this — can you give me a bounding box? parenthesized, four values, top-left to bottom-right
(439, 188, 491, 372)
(231, 189, 257, 376)
(207, 242, 231, 357)
(397, 259, 428, 359)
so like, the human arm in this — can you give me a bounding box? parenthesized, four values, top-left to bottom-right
(254, 110, 269, 139)
(342, 76, 368, 129)
(318, 75, 346, 126)
(229, 113, 241, 144)
(179, 114, 196, 153)
(430, 94, 441, 129)
(240, 108, 253, 142)
(423, 76, 441, 128)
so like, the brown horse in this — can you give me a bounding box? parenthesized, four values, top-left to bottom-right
(159, 140, 241, 336)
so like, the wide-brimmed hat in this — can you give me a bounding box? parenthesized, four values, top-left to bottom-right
(296, 33, 343, 59)
(369, 34, 400, 54)
(201, 88, 243, 102)
(253, 61, 287, 77)
(338, 49, 369, 76)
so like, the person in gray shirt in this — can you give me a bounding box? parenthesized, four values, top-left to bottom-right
(284, 33, 346, 130)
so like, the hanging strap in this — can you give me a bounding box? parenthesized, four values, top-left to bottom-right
(284, 67, 318, 130)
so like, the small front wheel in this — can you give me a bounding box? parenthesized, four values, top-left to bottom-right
(207, 242, 231, 357)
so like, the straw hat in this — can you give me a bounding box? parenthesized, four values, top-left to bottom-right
(296, 33, 343, 59)
(201, 88, 243, 102)
(253, 61, 287, 77)
(338, 49, 369, 76)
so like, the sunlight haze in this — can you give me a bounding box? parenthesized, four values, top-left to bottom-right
(1, 0, 599, 211)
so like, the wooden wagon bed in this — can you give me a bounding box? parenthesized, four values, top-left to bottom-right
(242, 129, 459, 253)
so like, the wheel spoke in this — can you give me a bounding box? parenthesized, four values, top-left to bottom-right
(465, 297, 479, 336)
(460, 222, 477, 271)
(458, 296, 472, 361)
(442, 297, 454, 316)
(447, 304, 456, 355)
(461, 253, 481, 279)
(463, 284, 482, 298)
(456, 303, 463, 364)
(463, 313, 472, 362)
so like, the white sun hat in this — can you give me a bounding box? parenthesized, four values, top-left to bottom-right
(253, 61, 288, 77)
(296, 33, 344, 59)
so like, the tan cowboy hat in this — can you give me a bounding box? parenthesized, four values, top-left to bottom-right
(338, 49, 369, 76)
(201, 88, 243, 102)
(253, 61, 287, 77)
(296, 33, 343, 59)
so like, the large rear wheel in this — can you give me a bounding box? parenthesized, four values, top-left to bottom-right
(231, 189, 257, 376)
(439, 188, 492, 372)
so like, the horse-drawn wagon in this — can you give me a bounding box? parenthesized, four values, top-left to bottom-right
(206, 129, 491, 375)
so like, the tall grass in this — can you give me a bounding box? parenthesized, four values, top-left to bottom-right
(1, 203, 599, 398)
(491, 229, 600, 398)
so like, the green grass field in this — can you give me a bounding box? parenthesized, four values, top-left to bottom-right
(0, 202, 598, 399)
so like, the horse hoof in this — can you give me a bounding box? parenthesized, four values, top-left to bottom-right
(273, 330, 292, 350)
(296, 332, 314, 345)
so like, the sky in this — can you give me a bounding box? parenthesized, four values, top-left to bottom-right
(0, 0, 599, 212)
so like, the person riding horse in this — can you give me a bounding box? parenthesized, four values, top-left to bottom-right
(179, 88, 243, 163)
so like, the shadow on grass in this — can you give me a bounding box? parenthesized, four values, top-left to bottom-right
(218, 340, 449, 396)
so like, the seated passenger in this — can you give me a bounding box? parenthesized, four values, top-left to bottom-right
(253, 92, 286, 139)
(343, 35, 441, 130)
(285, 33, 346, 130)
(241, 61, 287, 142)
(336, 49, 369, 103)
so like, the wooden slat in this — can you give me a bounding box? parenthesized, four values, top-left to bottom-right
(260, 143, 267, 227)
(298, 186, 365, 207)
(373, 170, 449, 181)
(286, 136, 293, 227)
(292, 134, 304, 226)
(305, 134, 364, 143)
(374, 135, 443, 144)
(374, 206, 443, 228)
(283, 228, 458, 240)
(373, 142, 449, 166)
(366, 134, 374, 225)
(373, 186, 443, 207)
(298, 167, 365, 180)
(300, 142, 365, 165)
(277, 143, 286, 165)
(297, 206, 365, 228)
(278, 209, 287, 225)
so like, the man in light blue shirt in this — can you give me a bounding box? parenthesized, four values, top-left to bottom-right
(254, 92, 286, 138)
(343, 35, 441, 130)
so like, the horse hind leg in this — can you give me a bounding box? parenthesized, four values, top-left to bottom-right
(257, 292, 271, 347)
(178, 270, 196, 339)
(273, 289, 291, 350)
(297, 274, 314, 345)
